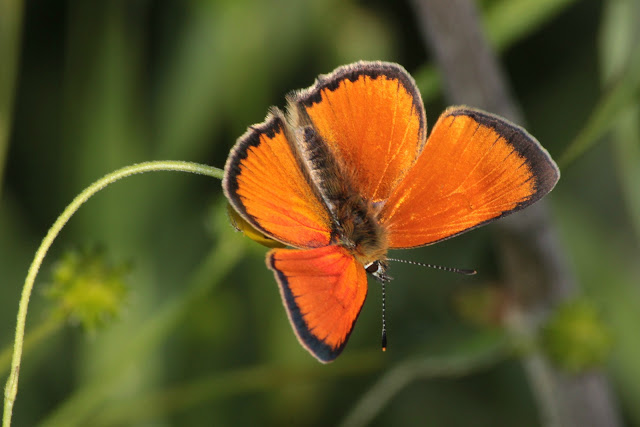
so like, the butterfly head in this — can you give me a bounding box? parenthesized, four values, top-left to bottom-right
(365, 259, 392, 283)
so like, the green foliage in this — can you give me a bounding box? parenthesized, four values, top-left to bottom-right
(541, 298, 613, 373)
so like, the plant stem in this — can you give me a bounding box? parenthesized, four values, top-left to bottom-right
(38, 218, 243, 426)
(559, 44, 640, 168)
(340, 333, 509, 427)
(91, 352, 381, 426)
(2, 160, 223, 427)
(0, 0, 25, 196)
(0, 317, 63, 378)
(410, 0, 621, 425)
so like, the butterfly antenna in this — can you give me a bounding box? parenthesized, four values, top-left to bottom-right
(381, 280, 387, 352)
(387, 258, 477, 276)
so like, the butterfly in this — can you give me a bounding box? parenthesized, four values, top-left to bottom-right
(223, 61, 559, 363)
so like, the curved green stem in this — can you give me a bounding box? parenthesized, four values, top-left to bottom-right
(0, 316, 63, 378)
(2, 160, 223, 427)
(339, 333, 509, 427)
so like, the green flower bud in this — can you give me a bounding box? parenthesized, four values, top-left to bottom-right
(541, 298, 612, 373)
(46, 248, 130, 332)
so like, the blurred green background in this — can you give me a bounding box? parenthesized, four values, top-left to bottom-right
(1, 0, 640, 425)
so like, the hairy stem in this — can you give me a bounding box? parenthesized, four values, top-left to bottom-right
(2, 160, 223, 427)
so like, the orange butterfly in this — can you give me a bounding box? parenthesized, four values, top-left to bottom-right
(223, 61, 559, 363)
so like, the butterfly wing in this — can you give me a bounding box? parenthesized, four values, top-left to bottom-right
(290, 61, 426, 203)
(267, 245, 368, 363)
(223, 109, 332, 248)
(380, 107, 560, 248)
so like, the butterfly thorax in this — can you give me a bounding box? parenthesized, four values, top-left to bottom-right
(333, 191, 389, 265)
(296, 126, 389, 268)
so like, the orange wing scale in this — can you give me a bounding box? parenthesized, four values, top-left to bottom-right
(293, 62, 426, 203)
(223, 110, 332, 249)
(267, 245, 368, 363)
(381, 107, 559, 248)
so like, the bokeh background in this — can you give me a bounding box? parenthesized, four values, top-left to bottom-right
(1, 0, 640, 425)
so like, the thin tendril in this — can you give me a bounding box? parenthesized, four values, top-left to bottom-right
(3, 161, 223, 427)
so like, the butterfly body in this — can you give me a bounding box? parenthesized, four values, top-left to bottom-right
(223, 61, 559, 362)
(295, 125, 389, 269)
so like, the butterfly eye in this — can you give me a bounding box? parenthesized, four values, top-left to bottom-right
(365, 260, 392, 283)
(364, 261, 379, 273)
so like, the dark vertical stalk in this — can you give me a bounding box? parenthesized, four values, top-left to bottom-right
(0, 0, 25, 195)
(408, 1, 621, 426)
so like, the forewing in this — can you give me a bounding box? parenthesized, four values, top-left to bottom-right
(290, 61, 426, 202)
(381, 107, 560, 248)
(223, 109, 332, 248)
